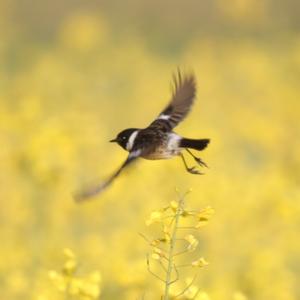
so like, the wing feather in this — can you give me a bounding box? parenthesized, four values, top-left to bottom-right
(150, 70, 196, 130)
(74, 154, 138, 202)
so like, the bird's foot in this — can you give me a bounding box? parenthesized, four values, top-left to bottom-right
(187, 166, 204, 175)
(194, 157, 209, 168)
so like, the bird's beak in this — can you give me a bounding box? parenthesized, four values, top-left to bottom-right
(110, 139, 117, 143)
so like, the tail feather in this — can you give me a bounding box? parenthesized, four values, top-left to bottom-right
(180, 138, 210, 151)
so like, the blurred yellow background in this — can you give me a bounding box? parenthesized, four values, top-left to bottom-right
(1, 0, 300, 299)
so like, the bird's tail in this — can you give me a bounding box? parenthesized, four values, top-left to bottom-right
(180, 138, 210, 151)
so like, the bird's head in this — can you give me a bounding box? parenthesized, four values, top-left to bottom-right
(110, 128, 138, 150)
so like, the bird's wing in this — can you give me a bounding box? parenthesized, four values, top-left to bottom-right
(74, 151, 140, 202)
(150, 70, 196, 130)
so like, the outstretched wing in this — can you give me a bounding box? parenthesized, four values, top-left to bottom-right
(150, 70, 196, 131)
(74, 152, 139, 202)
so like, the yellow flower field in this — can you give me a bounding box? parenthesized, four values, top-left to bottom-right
(1, 1, 300, 299)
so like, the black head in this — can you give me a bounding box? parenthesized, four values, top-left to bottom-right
(110, 128, 138, 150)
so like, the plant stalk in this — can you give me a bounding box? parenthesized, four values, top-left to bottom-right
(163, 196, 184, 300)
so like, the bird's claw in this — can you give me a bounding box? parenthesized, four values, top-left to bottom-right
(187, 166, 204, 175)
(195, 157, 209, 168)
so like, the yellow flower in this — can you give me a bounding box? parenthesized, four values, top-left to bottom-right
(185, 234, 199, 251)
(48, 270, 59, 280)
(151, 253, 161, 260)
(69, 278, 83, 295)
(169, 200, 191, 217)
(195, 207, 215, 228)
(153, 247, 163, 255)
(89, 271, 102, 283)
(63, 259, 78, 276)
(145, 211, 163, 226)
(181, 210, 192, 217)
(49, 249, 101, 299)
(150, 237, 169, 246)
(233, 291, 248, 300)
(170, 200, 178, 212)
(151, 247, 165, 260)
(150, 239, 160, 246)
(191, 257, 209, 268)
(197, 207, 215, 221)
(80, 281, 101, 298)
(48, 270, 67, 292)
(195, 291, 210, 300)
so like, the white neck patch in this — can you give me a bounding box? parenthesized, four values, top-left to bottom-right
(126, 130, 139, 151)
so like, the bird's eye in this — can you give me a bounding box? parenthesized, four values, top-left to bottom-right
(122, 136, 126, 140)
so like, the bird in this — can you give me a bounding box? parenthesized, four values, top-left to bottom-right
(74, 70, 210, 202)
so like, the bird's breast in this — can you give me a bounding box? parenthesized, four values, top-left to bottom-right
(140, 133, 182, 160)
(141, 149, 181, 160)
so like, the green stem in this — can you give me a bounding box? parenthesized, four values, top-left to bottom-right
(163, 195, 184, 300)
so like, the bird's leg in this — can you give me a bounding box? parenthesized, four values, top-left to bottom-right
(179, 153, 203, 175)
(185, 148, 208, 168)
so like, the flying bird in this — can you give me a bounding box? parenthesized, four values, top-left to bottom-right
(74, 70, 210, 201)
